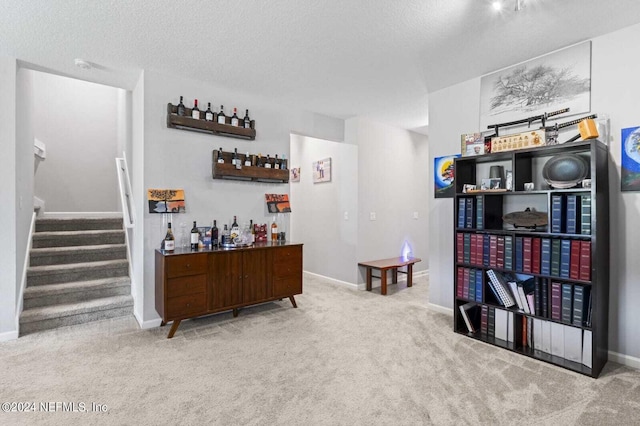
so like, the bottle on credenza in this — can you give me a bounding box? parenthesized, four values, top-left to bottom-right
(274, 154, 280, 170)
(231, 108, 240, 126)
(265, 154, 272, 169)
(205, 102, 214, 121)
(271, 219, 278, 242)
(177, 96, 186, 116)
(212, 220, 219, 247)
(281, 154, 287, 170)
(230, 216, 239, 240)
(250, 219, 255, 243)
(191, 99, 200, 119)
(217, 105, 226, 124)
(243, 109, 251, 129)
(244, 151, 251, 167)
(217, 147, 224, 164)
(232, 148, 238, 166)
(163, 222, 175, 252)
(190, 221, 199, 250)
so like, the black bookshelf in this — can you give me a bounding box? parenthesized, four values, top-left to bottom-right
(453, 140, 609, 378)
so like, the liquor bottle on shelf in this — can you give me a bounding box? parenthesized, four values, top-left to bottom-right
(230, 216, 240, 240)
(190, 221, 199, 250)
(274, 154, 280, 170)
(163, 222, 175, 252)
(217, 105, 226, 124)
(217, 147, 224, 163)
(271, 219, 278, 242)
(243, 109, 251, 128)
(244, 151, 251, 167)
(265, 154, 272, 169)
(212, 220, 219, 247)
(250, 219, 255, 243)
(281, 154, 287, 170)
(231, 108, 240, 126)
(177, 96, 186, 116)
(232, 148, 239, 166)
(205, 102, 214, 121)
(221, 224, 229, 245)
(191, 99, 200, 119)
(256, 153, 263, 167)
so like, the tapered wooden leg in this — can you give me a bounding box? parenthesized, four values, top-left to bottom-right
(366, 268, 372, 291)
(381, 268, 388, 295)
(407, 264, 414, 287)
(289, 295, 298, 308)
(392, 268, 398, 284)
(233, 308, 239, 317)
(167, 320, 181, 339)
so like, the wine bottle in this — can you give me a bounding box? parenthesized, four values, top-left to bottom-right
(281, 154, 287, 170)
(274, 154, 280, 170)
(256, 153, 263, 167)
(212, 220, 219, 247)
(190, 221, 199, 250)
(217, 105, 226, 124)
(232, 148, 238, 166)
(244, 151, 251, 167)
(217, 147, 224, 164)
(191, 99, 200, 119)
(271, 220, 278, 242)
(205, 102, 214, 121)
(221, 224, 230, 245)
(177, 96, 186, 116)
(163, 222, 175, 252)
(243, 109, 251, 128)
(231, 108, 239, 126)
(250, 219, 255, 243)
(230, 216, 239, 240)
(265, 154, 272, 169)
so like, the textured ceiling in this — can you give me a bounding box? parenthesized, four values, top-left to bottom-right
(2, 0, 640, 134)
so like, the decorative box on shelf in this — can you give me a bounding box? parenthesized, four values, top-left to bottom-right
(166, 103, 256, 140)
(212, 150, 289, 183)
(491, 129, 546, 153)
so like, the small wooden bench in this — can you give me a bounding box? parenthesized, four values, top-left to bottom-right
(358, 256, 422, 295)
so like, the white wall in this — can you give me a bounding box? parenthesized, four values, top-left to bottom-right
(349, 117, 430, 282)
(428, 23, 640, 361)
(290, 134, 358, 284)
(140, 69, 345, 321)
(31, 71, 123, 212)
(0, 56, 18, 339)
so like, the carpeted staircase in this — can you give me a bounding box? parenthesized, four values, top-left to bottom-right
(20, 217, 133, 335)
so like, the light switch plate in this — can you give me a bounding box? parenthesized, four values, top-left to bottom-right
(370, 212, 376, 221)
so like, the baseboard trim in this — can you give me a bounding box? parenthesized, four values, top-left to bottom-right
(609, 350, 640, 370)
(42, 211, 123, 219)
(0, 330, 19, 342)
(303, 271, 360, 290)
(134, 310, 162, 329)
(428, 303, 454, 316)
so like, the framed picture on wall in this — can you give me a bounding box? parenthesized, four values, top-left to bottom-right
(434, 154, 460, 198)
(621, 126, 640, 191)
(313, 158, 331, 183)
(147, 189, 186, 213)
(290, 167, 300, 182)
(480, 41, 592, 129)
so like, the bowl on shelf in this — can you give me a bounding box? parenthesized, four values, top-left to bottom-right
(542, 154, 589, 189)
(503, 208, 548, 229)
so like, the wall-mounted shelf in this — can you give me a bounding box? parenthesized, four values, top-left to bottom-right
(166, 103, 256, 140)
(212, 150, 289, 183)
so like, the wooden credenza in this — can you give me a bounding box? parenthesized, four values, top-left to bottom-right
(155, 242, 303, 338)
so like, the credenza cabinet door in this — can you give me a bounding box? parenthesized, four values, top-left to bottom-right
(210, 251, 243, 309)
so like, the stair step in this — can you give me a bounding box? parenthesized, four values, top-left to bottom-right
(35, 217, 123, 232)
(30, 243, 127, 266)
(27, 259, 129, 286)
(19, 295, 133, 335)
(32, 230, 125, 248)
(23, 277, 131, 309)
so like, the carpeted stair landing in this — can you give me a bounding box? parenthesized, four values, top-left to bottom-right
(20, 217, 133, 335)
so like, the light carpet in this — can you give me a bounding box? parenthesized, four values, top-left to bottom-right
(1, 273, 639, 425)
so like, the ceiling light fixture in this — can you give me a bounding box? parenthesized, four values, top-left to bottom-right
(74, 58, 92, 70)
(492, 1, 502, 11)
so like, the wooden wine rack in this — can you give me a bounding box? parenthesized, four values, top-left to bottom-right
(166, 103, 256, 140)
(212, 150, 289, 183)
